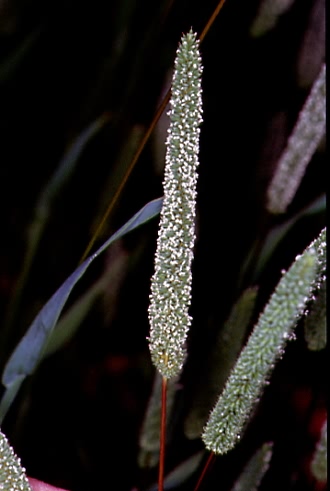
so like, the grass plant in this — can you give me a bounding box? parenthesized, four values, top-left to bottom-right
(0, 1, 326, 490)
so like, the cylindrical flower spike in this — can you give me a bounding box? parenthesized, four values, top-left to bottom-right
(267, 64, 326, 214)
(202, 236, 321, 454)
(148, 30, 203, 379)
(184, 287, 258, 440)
(0, 429, 32, 491)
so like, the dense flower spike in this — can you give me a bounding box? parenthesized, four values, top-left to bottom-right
(148, 31, 203, 379)
(0, 429, 32, 491)
(184, 287, 258, 440)
(312, 227, 326, 281)
(202, 234, 321, 454)
(267, 64, 326, 214)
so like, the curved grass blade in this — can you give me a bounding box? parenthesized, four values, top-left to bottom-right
(253, 193, 325, 280)
(231, 442, 273, 491)
(1, 197, 163, 413)
(41, 275, 106, 359)
(239, 193, 325, 287)
(0, 28, 42, 83)
(43, 240, 129, 358)
(2, 115, 109, 343)
(0, 377, 25, 427)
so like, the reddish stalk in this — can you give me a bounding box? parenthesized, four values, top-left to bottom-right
(199, 0, 227, 42)
(193, 452, 215, 491)
(79, 92, 170, 263)
(158, 376, 167, 491)
(79, 0, 227, 263)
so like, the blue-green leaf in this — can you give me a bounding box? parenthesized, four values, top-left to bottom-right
(1, 197, 163, 395)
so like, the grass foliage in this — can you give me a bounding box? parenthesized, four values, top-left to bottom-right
(0, 1, 326, 490)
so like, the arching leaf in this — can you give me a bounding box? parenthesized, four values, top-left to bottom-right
(0, 197, 163, 422)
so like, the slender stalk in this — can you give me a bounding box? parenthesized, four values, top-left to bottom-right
(79, 0, 227, 263)
(199, 0, 227, 42)
(158, 377, 167, 491)
(193, 452, 215, 491)
(79, 93, 170, 263)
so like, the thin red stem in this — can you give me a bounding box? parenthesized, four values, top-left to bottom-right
(158, 377, 167, 491)
(193, 452, 215, 491)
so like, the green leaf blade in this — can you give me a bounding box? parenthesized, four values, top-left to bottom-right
(1, 197, 163, 416)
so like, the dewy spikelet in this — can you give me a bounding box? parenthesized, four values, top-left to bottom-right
(202, 238, 319, 455)
(184, 287, 258, 440)
(148, 30, 203, 379)
(0, 428, 32, 491)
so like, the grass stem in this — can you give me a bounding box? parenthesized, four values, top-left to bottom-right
(193, 452, 215, 491)
(199, 0, 227, 42)
(158, 377, 167, 491)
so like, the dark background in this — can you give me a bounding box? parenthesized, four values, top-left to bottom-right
(0, 1, 326, 490)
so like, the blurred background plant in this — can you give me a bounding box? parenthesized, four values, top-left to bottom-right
(0, 1, 326, 490)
